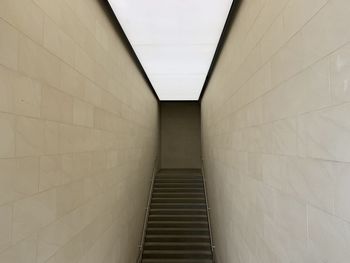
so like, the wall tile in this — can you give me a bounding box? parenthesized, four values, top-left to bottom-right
(331, 43, 350, 103)
(0, 235, 37, 263)
(41, 85, 73, 123)
(0, 158, 39, 206)
(263, 155, 335, 214)
(333, 162, 350, 222)
(0, 113, 15, 158)
(14, 157, 39, 198)
(56, 180, 84, 217)
(0, 19, 18, 70)
(39, 155, 63, 192)
(308, 206, 350, 262)
(302, 0, 350, 69)
(16, 117, 45, 156)
(19, 35, 61, 89)
(12, 190, 56, 243)
(283, 0, 328, 39)
(0, 204, 12, 252)
(14, 76, 41, 118)
(75, 48, 95, 81)
(263, 57, 332, 122)
(0, 0, 44, 43)
(43, 16, 76, 67)
(44, 121, 60, 155)
(60, 63, 85, 98)
(73, 99, 94, 127)
(298, 103, 350, 162)
(0, 66, 15, 113)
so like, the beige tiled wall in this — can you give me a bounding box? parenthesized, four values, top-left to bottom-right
(0, 0, 159, 262)
(201, 0, 350, 262)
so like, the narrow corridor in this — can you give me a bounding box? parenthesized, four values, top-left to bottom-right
(1, 0, 350, 262)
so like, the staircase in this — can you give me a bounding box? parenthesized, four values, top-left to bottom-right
(141, 169, 214, 263)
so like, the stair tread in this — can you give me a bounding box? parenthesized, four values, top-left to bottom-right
(148, 222, 208, 227)
(146, 235, 210, 238)
(149, 217, 207, 221)
(143, 250, 212, 254)
(148, 227, 208, 230)
(151, 202, 206, 207)
(148, 220, 208, 225)
(150, 209, 207, 212)
(145, 242, 210, 245)
(152, 197, 205, 200)
(153, 191, 204, 193)
(149, 215, 207, 217)
(142, 260, 212, 263)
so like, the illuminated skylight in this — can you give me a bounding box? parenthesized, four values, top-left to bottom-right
(107, 0, 234, 100)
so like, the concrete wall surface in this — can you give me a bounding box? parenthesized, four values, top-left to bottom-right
(0, 0, 159, 262)
(201, 0, 350, 262)
(161, 102, 201, 169)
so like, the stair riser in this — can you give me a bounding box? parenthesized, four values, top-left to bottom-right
(150, 210, 207, 216)
(142, 260, 213, 263)
(152, 193, 205, 198)
(144, 245, 211, 250)
(151, 204, 207, 210)
(148, 223, 209, 228)
(151, 199, 205, 204)
(146, 230, 209, 235)
(145, 237, 210, 243)
(149, 217, 207, 222)
(155, 179, 203, 183)
(154, 184, 204, 188)
(153, 189, 204, 193)
(142, 254, 212, 259)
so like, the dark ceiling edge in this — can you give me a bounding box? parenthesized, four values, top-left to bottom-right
(199, 0, 242, 102)
(100, 0, 160, 101)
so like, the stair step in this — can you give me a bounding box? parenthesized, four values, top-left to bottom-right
(142, 260, 213, 263)
(151, 204, 207, 210)
(146, 228, 209, 235)
(148, 221, 208, 228)
(149, 215, 207, 221)
(151, 198, 205, 203)
(142, 250, 212, 259)
(154, 178, 203, 183)
(150, 209, 207, 215)
(152, 193, 205, 198)
(157, 170, 201, 175)
(155, 180, 202, 183)
(144, 242, 211, 251)
(154, 183, 203, 188)
(153, 190, 204, 194)
(157, 174, 202, 177)
(145, 235, 210, 243)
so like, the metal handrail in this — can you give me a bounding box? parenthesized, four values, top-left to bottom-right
(136, 157, 158, 263)
(201, 157, 217, 263)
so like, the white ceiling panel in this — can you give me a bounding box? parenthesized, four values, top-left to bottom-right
(133, 45, 216, 75)
(107, 0, 234, 100)
(150, 74, 206, 101)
